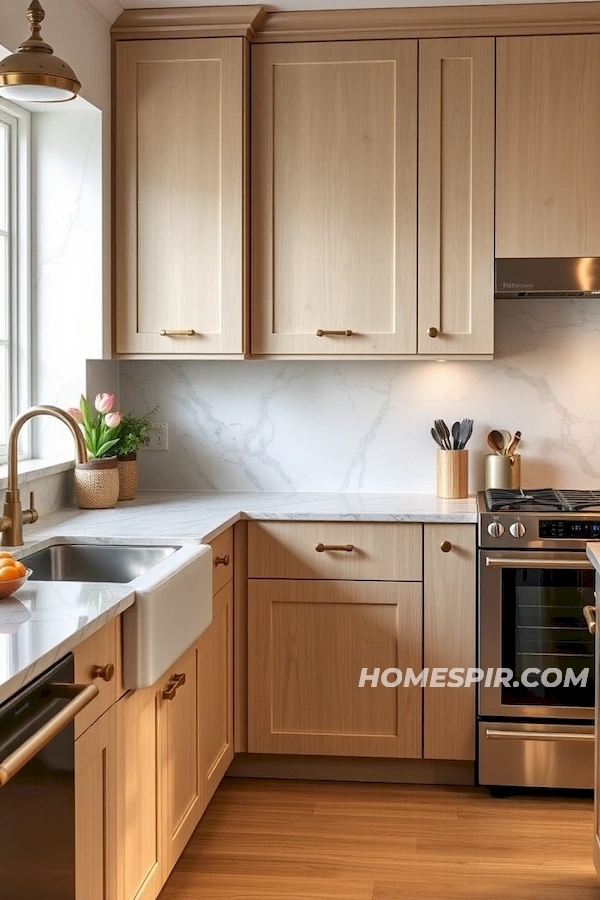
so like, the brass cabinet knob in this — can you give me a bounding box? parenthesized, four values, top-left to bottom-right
(162, 673, 186, 701)
(214, 554, 230, 567)
(428, 327, 439, 338)
(91, 663, 115, 682)
(440, 541, 453, 553)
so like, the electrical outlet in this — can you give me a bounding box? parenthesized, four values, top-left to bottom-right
(146, 422, 169, 451)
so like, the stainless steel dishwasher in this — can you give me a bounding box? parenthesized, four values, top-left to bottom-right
(0, 654, 98, 900)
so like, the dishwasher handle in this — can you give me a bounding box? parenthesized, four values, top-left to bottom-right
(0, 682, 99, 787)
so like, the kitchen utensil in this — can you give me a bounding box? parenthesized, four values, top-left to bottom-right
(499, 429, 512, 453)
(451, 421, 461, 450)
(436, 449, 468, 498)
(458, 419, 473, 450)
(487, 430, 505, 455)
(435, 419, 452, 450)
(431, 427, 444, 449)
(505, 430, 522, 460)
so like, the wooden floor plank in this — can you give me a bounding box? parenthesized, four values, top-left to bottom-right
(158, 778, 596, 900)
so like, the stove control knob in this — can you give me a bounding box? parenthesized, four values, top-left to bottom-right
(487, 519, 505, 538)
(509, 521, 526, 539)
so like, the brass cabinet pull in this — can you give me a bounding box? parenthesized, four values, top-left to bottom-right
(440, 541, 452, 553)
(583, 605, 597, 635)
(315, 543, 354, 553)
(0, 683, 99, 787)
(159, 329, 195, 337)
(316, 330, 353, 337)
(162, 673, 186, 701)
(91, 663, 115, 682)
(214, 554, 230, 567)
(427, 327, 439, 338)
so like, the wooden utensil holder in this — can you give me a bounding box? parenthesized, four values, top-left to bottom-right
(436, 449, 468, 499)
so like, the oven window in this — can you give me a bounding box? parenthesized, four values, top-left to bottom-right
(501, 567, 595, 708)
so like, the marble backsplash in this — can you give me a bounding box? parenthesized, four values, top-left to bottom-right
(118, 300, 600, 494)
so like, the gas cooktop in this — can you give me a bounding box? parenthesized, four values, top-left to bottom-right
(484, 488, 600, 513)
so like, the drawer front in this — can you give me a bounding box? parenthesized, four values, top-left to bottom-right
(211, 528, 233, 595)
(74, 617, 120, 739)
(248, 522, 422, 581)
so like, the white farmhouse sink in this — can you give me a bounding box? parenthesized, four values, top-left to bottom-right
(120, 544, 213, 689)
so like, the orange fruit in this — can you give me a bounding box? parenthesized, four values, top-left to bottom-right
(0, 551, 15, 560)
(13, 561, 26, 577)
(0, 558, 17, 570)
(0, 566, 20, 581)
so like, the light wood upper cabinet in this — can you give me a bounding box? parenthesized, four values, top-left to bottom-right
(114, 38, 247, 356)
(251, 40, 418, 356)
(423, 524, 476, 761)
(497, 35, 600, 259)
(248, 579, 422, 757)
(75, 705, 118, 900)
(418, 38, 495, 356)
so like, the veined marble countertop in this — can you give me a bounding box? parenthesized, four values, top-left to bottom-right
(0, 491, 477, 704)
(0, 581, 134, 705)
(10, 490, 478, 552)
(586, 543, 600, 573)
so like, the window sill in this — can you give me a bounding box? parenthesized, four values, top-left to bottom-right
(0, 458, 75, 491)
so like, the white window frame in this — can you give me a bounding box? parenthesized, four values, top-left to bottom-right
(0, 98, 30, 465)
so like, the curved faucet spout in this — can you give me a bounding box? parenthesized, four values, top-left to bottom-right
(2, 405, 88, 546)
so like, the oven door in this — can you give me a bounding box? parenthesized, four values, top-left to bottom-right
(479, 549, 595, 720)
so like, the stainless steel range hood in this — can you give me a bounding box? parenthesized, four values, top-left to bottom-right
(495, 258, 600, 298)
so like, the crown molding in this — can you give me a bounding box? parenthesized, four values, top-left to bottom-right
(252, 0, 600, 41)
(78, 0, 124, 27)
(111, 5, 266, 39)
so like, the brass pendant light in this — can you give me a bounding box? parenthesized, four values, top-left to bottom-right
(0, 1, 81, 103)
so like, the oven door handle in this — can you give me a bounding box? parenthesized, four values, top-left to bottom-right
(485, 728, 594, 743)
(583, 604, 597, 635)
(485, 557, 594, 569)
(0, 682, 99, 787)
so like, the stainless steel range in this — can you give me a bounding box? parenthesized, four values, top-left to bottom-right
(478, 488, 598, 790)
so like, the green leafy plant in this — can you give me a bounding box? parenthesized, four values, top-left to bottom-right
(114, 407, 159, 458)
(69, 393, 122, 460)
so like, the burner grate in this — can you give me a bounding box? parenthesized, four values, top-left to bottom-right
(486, 488, 600, 512)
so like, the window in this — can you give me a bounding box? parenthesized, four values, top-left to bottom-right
(0, 100, 29, 464)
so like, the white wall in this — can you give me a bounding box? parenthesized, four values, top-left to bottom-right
(119, 300, 600, 493)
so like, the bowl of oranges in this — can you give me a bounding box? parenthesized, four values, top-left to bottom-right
(0, 552, 32, 600)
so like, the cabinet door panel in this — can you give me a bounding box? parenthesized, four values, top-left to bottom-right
(248, 579, 422, 757)
(252, 40, 417, 355)
(115, 38, 246, 356)
(418, 38, 494, 355)
(424, 524, 476, 761)
(161, 642, 203, 877)
(200, 581, 234, 807)
(75, 705, 117, 900)
(116, 687, 162, 900)
(497, 35, 600, 258)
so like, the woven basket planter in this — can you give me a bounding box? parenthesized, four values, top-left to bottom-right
(118, 453, 138, 501)
(74, 457, 120, 509)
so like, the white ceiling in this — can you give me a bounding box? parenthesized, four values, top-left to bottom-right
(112, 0, 599, 10)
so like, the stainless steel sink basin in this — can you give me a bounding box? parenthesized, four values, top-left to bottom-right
(21, 543, 180, 584)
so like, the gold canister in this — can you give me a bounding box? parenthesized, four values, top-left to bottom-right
(436, 449, 468, 499)
(484, 454, 521, 490)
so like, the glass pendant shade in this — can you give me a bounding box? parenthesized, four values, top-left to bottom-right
(0, 1, 81, 103)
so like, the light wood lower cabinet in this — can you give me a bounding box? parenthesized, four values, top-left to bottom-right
(248, 579, 422, 757)
(75, 705, 118, 900)
(200, 580, 234, 806)
(160, 642, 203, 879)
(116, 685, 162, 900)
(423, 524, 476, 761)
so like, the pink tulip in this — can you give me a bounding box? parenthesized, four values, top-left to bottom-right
(105, 412, 122, 429)
(67, 407, 83, 423)
(95, 393, 114, 414)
